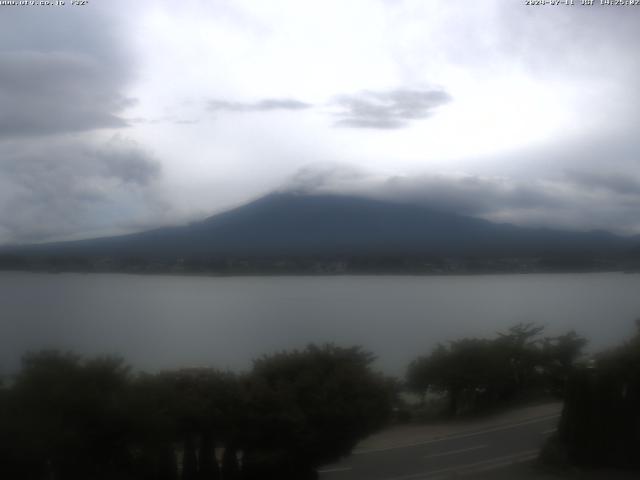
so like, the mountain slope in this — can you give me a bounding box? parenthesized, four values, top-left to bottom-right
(2, 193, 634, 259)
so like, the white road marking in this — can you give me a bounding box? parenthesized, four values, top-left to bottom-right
(354, 413, 560, 455)
(423, 444, 488, 459)
(318, 466, 353, 474)
(380, 449, 539, 480)
(541, 428, 557, 435)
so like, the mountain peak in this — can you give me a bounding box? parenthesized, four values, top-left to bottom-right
(2, 192, 634, 262)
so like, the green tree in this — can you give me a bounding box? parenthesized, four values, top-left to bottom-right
(408, 338, 512, 416)
(407, 324, 584, 417)
(541, 330, 587, 396)
(496, 323, 545, 394)
(1, 345, 393, 480)
(556, 321, 640, 469)
(128, 368, 241, 480)
(5, 351, 132, 480)
(241, 344, 393, 479)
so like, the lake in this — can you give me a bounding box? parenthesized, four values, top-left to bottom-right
(1, 272, 639, 377)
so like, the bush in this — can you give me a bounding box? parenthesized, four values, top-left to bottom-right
(407, 324, 587, 418)
(555, 322, 640, 470)
(240, 345, 393, 479)
(0, 344, 393, 480)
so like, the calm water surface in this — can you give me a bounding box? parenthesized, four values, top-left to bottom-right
(1, 272, 639, 376)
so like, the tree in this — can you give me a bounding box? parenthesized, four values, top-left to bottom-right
(240, 344, 393, 479)
(407, 324, 585, 417)
(555, 321, 640, 469)
(541, 330, 587, 396)
(0, 345, 393, 480)
(5, 351, 132, 480)
(408, 338, 512, 416)
(127, 368, 241, 480)
(496, 323, 545, 394)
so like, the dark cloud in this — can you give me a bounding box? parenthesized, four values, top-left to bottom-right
(565, 170, 640, 197)
(498, 5, 640, 77)
(332, 88, 451, 129)
(0, 51, 132, 138)
(208, 98, 312, 113)
(285, 167, 555, 218)
(283, 164, 640, 235)
(0, 3, 159, 245)
(282, 163, 368, 194)
(0, 4, 133, 138)
(376, 173, 640, 234)
(377, 174, 554, 217)
(0, 137, 163, 244)
(206, 90, 451, 129)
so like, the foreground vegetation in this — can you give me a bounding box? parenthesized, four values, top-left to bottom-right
(406, 321, 640, 472)
(1, 322, 638, 478)
(0, 345, 392, 480)
(544, 321, 640, 470)
(406, 323, 586, 418)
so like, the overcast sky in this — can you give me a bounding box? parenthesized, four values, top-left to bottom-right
(1, 0, 639, 244)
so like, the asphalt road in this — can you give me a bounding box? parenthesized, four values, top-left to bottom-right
(318, 413, 560, 480)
